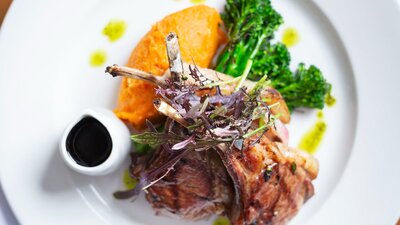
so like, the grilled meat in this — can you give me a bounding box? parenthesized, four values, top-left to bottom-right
(217, 130, 317, 225)
(130, 125, 318, 224)
(127, 85, 318, 224)
(132, 146, 234, 220)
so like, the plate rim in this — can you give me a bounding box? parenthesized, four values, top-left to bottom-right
(1, 0, 400, 224)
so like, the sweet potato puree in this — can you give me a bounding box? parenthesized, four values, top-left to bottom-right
(114, 5, 226, 129)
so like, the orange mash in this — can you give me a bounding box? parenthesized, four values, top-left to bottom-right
(114, 5, 225, 129)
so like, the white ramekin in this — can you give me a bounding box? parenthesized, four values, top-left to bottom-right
(59, 108, 131, 176)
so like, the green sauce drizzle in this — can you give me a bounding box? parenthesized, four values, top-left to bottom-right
(123, 169, 138, 190)
(282, 27, 300, 47)
(298, 112, 327, 154)
(325, 92, 336, 107)
(102, 20, 127, 42)
(190, 0, 206, 3)
(89, 49, 107, 67)
(213, 216, 230, 225)
(317, 110, 324, 119)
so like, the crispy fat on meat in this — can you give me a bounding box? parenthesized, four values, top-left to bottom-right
(217, 133, 317, 225)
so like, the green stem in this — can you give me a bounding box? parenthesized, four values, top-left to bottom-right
(268, 102, 281, 109)
(243, 113, 281, 139)
(250, 33, 267, 59)
(234, 32, 267, 91)
(243, 123, 268, 139)
(204, 76, 241, 88)
(235, 59, 253, 91)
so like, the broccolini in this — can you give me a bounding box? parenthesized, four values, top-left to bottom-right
(215, 0, 332, 111)
(278, 63, 331, 111)
(215, 0, 283, 77)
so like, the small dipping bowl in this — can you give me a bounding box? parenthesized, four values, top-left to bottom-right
(60, 108, 131, 176)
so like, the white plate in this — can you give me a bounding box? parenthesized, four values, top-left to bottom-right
(1, 0, 400, 224)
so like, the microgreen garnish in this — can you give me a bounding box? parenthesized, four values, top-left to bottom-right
(135, 70, 277, 151)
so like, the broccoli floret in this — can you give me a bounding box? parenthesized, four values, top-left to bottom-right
(215, 0, 283, 77)
(250, 43, 330, 111)
(250, 42, 292, 88)
(278, 63, 331, 111)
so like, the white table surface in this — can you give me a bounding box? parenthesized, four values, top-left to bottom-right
(0, 184, 19, 225)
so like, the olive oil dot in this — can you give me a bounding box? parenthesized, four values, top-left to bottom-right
(190, 0, 206, 4)
(89, 49, 107, 67)
(325, 92, 336, 107)
(317, 110, 324, 119)
(282, 27, 300, 48)
(123, 169, 138, 190)
(298, 120, 327, 154)
(213, 216, 230, 225)
(102, 20, 127, 42)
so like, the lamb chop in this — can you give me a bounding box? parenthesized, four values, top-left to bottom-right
(125, 121, 317, 224)
(218, 132, 317, 225)
(109, 33, 318, 225)
(131, 131, 234, 220)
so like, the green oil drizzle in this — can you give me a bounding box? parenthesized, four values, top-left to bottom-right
(298, 111, 327, 154)
(317, 110, 324, 119)
(282, 27, 300, 48)
(102, 20, 127, 42)
(190, 0, 206, 4)
(325, 92, 336, 107)
(123, 169, 138, 190)
(213, 216, 230, 225)
(89, 49, 107, 67)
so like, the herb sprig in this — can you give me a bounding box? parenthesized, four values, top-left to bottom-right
(131, 68, 276, 152)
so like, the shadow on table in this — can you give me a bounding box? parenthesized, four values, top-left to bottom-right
(0, 183, 20, 225)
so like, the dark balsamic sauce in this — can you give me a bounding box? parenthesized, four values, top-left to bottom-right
(66, 117, 112, 167)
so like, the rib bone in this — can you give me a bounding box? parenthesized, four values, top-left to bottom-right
(105, 64, 166, 87)
(153, 99, 190, 127)
(165, 32, 184, 84)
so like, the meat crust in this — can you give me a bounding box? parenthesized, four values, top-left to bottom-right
(133, 147, 234, 220)
(130, 124, 318, 225)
